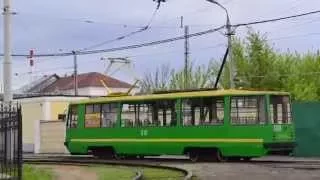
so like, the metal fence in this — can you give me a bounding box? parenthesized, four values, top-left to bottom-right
(0, 103, 22, 180)
(292, 102, 320, 157)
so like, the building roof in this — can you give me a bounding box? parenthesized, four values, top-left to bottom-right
(71, 89, 290, 105)
(42, 72, 132, 92)
(14, 74, 59, 94)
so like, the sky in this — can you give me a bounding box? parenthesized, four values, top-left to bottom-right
(0, 0, 320, 90)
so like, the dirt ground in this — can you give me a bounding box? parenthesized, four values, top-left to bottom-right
(163, 156, 320, 180)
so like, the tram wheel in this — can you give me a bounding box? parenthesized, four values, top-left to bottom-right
(242, 157, 252, 162)
(216, 150, 226, 162)
(113, 154, 123, 160)
(189, 152, 199, 162)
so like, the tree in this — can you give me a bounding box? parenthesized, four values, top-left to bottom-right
(139, 60, 221, 93)
(139, 29, 320, 101)
(139, 63, 174, 93)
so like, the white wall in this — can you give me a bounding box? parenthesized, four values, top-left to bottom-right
(15, 96, 89, 153)
(60, 87, 139, 96)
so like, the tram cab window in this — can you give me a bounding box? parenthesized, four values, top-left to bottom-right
(230, 96, 266, 125)
(269, 96, 292, 124)
(121, 100, 176, 128)
(84, 104, 101, 128)
(182, 97, 224, 126)
(101, 103, 117, 128)
(67, 105, 78, 128)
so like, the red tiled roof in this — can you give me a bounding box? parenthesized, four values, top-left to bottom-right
(42, 72, 132, 92)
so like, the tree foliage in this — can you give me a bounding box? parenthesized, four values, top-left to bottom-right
(139, 29, 320, 101)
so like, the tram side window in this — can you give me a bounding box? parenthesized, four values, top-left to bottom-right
(121, 103, 154, 127)
(182, 97, 224, 126)
(231, 96, 266, 125)
(269, 96, 291, 124)
(121, 100, 176, 127)
(68, 105, 78, 128)
(157, 100, 176, 127)
(101, 103, 118, 128)
(85, 104, 101, 128)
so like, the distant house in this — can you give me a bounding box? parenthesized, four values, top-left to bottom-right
(11, 72, 138, 153)
(16, 72, 137, 96)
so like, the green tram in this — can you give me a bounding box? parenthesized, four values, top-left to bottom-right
(63, 89, 296, 162)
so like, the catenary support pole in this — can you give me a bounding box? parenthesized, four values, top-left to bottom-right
(3, 0, 13, 102)
(206, 0, 235, 88)
(72, 51, 78, 96)
(184, 25, 189, 89)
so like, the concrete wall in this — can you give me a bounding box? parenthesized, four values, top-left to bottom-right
(38, 120, 69, 154)
(20, 102, 45, 152)
(16, 96, 88, 153)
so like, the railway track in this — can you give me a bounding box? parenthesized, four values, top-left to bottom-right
(23, 155, 193, 180)
(23, 154, 320, 180)
(250, 160, 320, 170)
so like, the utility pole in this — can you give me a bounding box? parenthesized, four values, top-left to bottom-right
(226, 16, 235, 89)
(3, 0, 13, 102)
(184, 25, 189, 90)
(206, 0, 235, 89)
(72, 51, 78, 96)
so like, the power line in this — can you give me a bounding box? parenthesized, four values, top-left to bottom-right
(129, 43, 225, 58)
(5, 25, 225, 57)
(79, 2, 161, 51)
(14, 66, 73, 76)
(233, 9, 320, 27)
(3, 9, 320, 58)
(78, 25, 225, 55)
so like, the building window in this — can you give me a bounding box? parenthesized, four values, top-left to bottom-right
(121, 100, 176, 128)
(182, 97, 224, 126)
(85, 104, 101, 128)
(101, 103, 118, 128)
(231, 96, 266, 125)
(68, 105, 78, 128)
(270, 96, 291, 124)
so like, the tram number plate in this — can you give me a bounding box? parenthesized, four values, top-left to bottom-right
(140, 129, 148, 136)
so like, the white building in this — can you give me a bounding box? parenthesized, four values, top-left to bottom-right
(12, 72, 138, 153)
(16, 72, 138, 96)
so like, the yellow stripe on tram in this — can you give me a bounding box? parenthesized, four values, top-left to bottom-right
(70, 138, 263, 143)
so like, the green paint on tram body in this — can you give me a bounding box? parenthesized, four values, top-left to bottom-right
(63, 89, 295, 160)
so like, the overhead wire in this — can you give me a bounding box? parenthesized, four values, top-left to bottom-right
(233, 9, 320, 27)
(4, 25, 225, 57)
(78, 2, 161, 51)
(2, 9, 320, 58)
(14, 66, 73, 76)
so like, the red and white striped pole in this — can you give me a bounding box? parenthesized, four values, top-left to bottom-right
(28, 49, 34, 82)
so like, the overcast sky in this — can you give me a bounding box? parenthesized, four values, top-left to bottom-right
(0, 0, 320, 90)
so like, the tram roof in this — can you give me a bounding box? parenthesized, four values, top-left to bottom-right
(71, 89, 290, 105)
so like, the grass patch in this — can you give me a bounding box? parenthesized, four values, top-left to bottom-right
(23, 164, 54, 180)
(90, 165, 136, 180)
(139, 167, 185, 180)
(91, 165, 185, 180)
